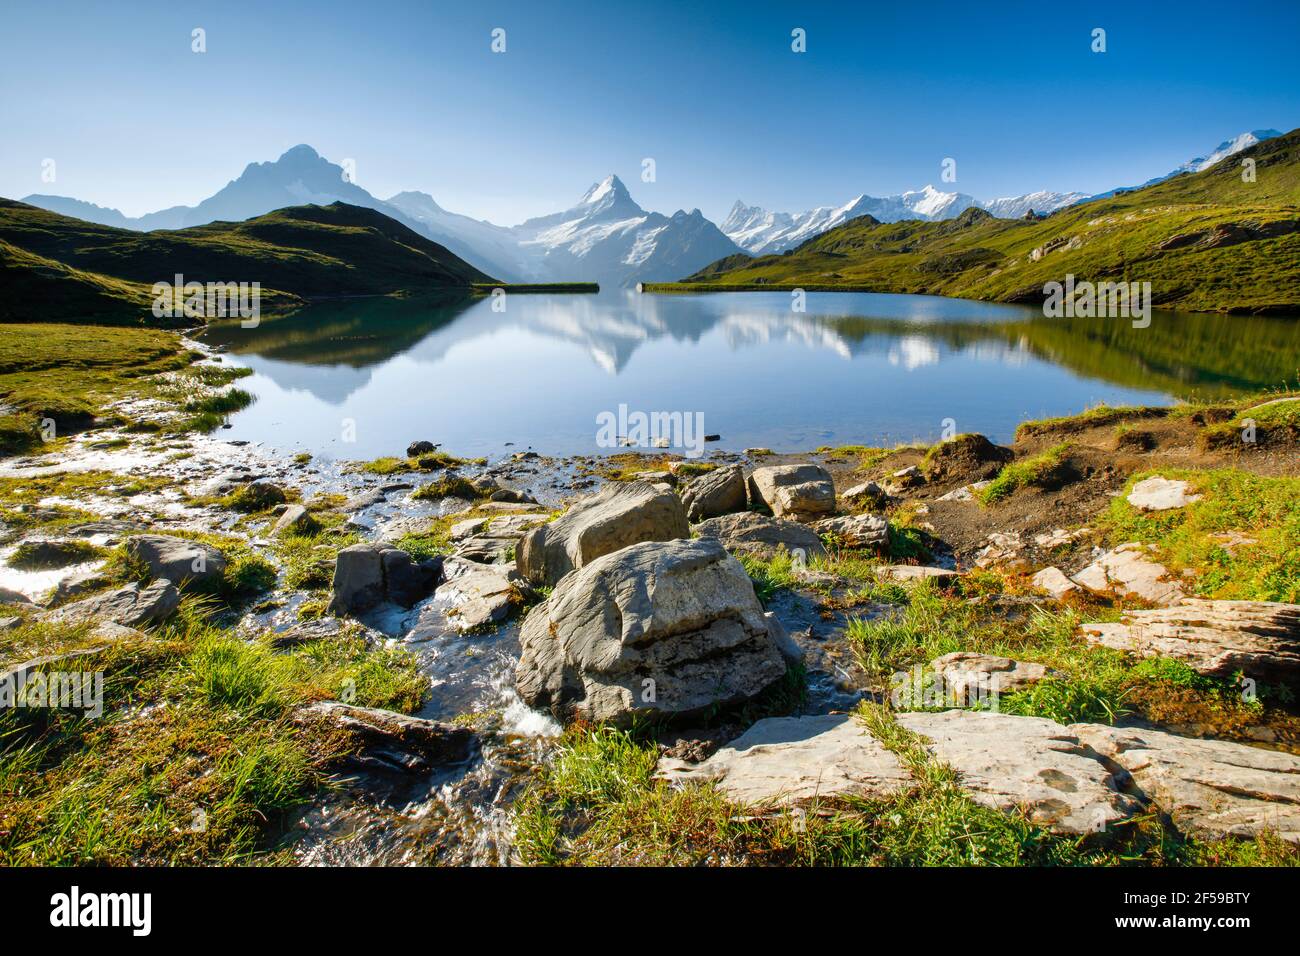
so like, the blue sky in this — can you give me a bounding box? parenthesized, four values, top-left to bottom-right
(2, 0, 1297, 224)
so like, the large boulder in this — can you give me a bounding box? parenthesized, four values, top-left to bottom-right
(1080, 599, 1300, 683)
(681, 465, 747, 521)
(125, 534, 226, 589)
(693, 511, 826, 562)
(516, 538, 790, 725)
(516, 481, 688, 587)
(42, 579, 179, 628)
(747, 464, 835, 520)
(328, 543, 440, 615)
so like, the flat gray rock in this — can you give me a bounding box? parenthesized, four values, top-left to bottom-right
(896, 711, 1140, 835)
(1071, 543, 1185, 605)
(1126, 476, 1202, 512)
(657, 714, 910, 806)
(1080, 599, 1300, 682)
(42, 578, 179, 628)
(929, 652, 1055, 701)
(1073, 723, 1300, 843)
(875, 565, 961, 584)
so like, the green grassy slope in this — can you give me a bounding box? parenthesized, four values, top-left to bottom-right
(653, 129, 1300, 315)
(0, 199, 496, 324)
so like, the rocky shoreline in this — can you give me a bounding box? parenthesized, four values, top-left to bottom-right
(2, 338, 1299, 865)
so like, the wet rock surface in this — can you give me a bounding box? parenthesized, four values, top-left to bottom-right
(42, 579, 180, 627)
(293, 701, 478, 773)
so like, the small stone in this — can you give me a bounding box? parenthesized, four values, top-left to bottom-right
(874, 565, 961, 584)
(1126, 476, 1202, 512)
(1031, 566, 1079, 599)
(271, 504, 319, 537)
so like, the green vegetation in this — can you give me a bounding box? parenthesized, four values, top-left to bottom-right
(646, 129, 1300, 314)
(351, 449, 476, 474)
(0, 604, 425, 865)
(511, 706, 1297, 867)
(844, 578, 1294, 731)
(8, 539, 106, 570)
(0, 198, 496, 325)
(1017, 404, 1157, 440)
(410, 475, 482, 501)
(978, 443, 1071, 503)
(1101, 469, 1300, 603)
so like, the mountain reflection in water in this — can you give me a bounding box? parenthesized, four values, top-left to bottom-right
(199, 291, 1300, 459)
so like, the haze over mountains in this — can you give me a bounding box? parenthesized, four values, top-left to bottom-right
(19, 130, 1283, 286)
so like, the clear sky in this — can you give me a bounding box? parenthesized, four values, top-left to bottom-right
(2, 0, 1297, 224)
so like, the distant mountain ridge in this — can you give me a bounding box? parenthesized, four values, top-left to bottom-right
(18, 148, 740, 288)
(0, 198, 493, 325)
(16, 129, 1287, 284)
(659, 128, 1300, 316)
(721, 130, 1281, 254)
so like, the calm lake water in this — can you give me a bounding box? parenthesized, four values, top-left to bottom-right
(199, 291, 1300, 460)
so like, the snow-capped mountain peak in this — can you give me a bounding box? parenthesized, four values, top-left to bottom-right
(1177, 129, 1283, 174)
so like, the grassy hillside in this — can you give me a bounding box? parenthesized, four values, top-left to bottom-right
(0, 199, 496, 324)
(649, 129, 1300, 315)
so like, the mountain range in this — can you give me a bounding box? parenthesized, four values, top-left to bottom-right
(0, 199, 491, 325)
(720, 130, 1281, 254)
(18, 130, 1282, 288)
(22, 148, 740, 289)
(658, 128, 1300, 316)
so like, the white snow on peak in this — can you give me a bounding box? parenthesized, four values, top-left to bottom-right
(1179, 129, 1282, 173)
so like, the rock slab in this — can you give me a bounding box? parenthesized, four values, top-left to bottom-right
(1080, 599, 1300, 682)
